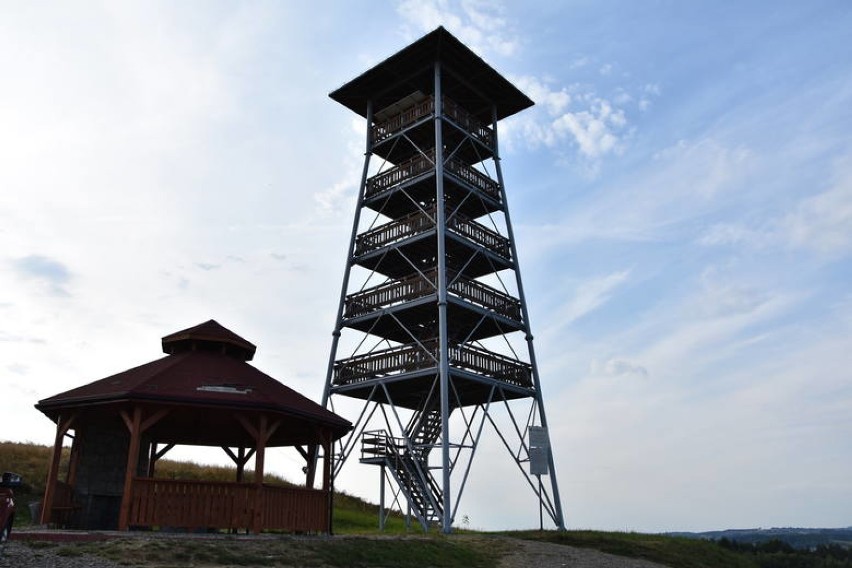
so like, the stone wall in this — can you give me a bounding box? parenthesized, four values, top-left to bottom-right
(73, 413, 149, 529)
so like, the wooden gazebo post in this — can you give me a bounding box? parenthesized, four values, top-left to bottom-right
(118, 405, 169, 531)
(118, 407, 142, 531)
(252, 415, 267, 534)
(237, 413, 280, 533)
(222, 446, 255, 482)
(40, 413, 75, 525)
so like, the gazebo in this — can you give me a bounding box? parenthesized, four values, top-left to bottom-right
(35, 320, 351, 533)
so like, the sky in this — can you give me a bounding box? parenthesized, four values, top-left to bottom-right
(1, 1, 851, 533)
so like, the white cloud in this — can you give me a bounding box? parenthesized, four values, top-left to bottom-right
(10, 255, 73, 297)
(512, 76, 571, 116)
(504, 77, 655, 174)
(518, 137, 757, 250)
(590, 357, 649, 379)
(639, 292, 795, 387)
(570, 56, 590, 70)
(698, 159, 852, 257)
(397, 0, 461, 36)
(396, 0, 517, 57)
(551, 270, 631, 327)
(782, 173, 852, 256)
(313, 118, 365, 217)
(652, 138, 753, 199)
(541, 277, 852, 530)
(696, 265, 770, 318)
(552, 100, 626, 159)
(698, 222, 770, 248)
(314, 179, 357, 217)
(509, 93, 629, 162)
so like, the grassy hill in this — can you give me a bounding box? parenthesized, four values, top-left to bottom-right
(3, 441, 850, 567)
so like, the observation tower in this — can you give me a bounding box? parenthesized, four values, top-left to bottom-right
(320, 27, 565, 533)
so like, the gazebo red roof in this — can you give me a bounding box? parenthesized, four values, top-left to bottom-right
(162, 319, 257, 360)
(36, 321, 351, 446)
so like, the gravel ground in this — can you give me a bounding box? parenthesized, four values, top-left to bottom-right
(497, 539, 670, 568)
(1, 534, 672, 568)
(1, 541, 121, 568)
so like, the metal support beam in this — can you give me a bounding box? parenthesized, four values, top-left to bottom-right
(433, 60, 453, 534)
(491, 106, 565, 530)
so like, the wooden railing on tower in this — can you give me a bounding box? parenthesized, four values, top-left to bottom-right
(365, 150, 501, 202)
(366, 150, 436, 199)
(344, 268, 522, 322)
(441, 97, 494, 147)
(372, 97, 434, 144)
(371, 96, 494, 149)
(334, 340, 532, 388)
(355, 206, 511, 261)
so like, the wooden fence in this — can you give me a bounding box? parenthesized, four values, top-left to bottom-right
(127, 478, 328, 533)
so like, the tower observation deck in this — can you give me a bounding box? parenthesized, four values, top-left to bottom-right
(320, 27, 565, 533)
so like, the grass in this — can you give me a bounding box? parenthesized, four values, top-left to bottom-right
(307, 536, 499, 568)
(22, 536, 499, 568)
(42, 539, 294, 567)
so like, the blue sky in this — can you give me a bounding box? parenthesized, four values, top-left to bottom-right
(1, 1, 850, 532)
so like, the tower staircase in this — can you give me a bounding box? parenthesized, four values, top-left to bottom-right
(360, 402, 446, 528)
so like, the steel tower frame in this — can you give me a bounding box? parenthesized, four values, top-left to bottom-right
(320, 27, 565, 533)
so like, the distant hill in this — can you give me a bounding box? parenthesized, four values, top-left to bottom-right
(669, 527, 852, 549)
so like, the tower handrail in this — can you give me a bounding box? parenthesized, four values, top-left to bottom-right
(446, 212, 511, 259)
(361, 429, 405, 459)
(366, 151, 436, 199)
(354, 207, 435, 256)
(365, 150, 501, 202)
(370, 95, 494, 149)
(449, 274, 521, 320)
(449, 342, 532, 385)
(334, 340, 532, 388)
(441, 97, 494, 148)
(345, 271, 436, 318)
(444, 156, 500, 200)
(372, 97, 435, 144)
(344, 268, 521, 321)
(355, 205, 511, 261)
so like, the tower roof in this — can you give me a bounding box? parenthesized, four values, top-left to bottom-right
(330, 26, 533, 123)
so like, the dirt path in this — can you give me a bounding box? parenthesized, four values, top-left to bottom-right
(497, 538, 670, 568)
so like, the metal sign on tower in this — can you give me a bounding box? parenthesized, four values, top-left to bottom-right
(319, 27, 565, 533)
